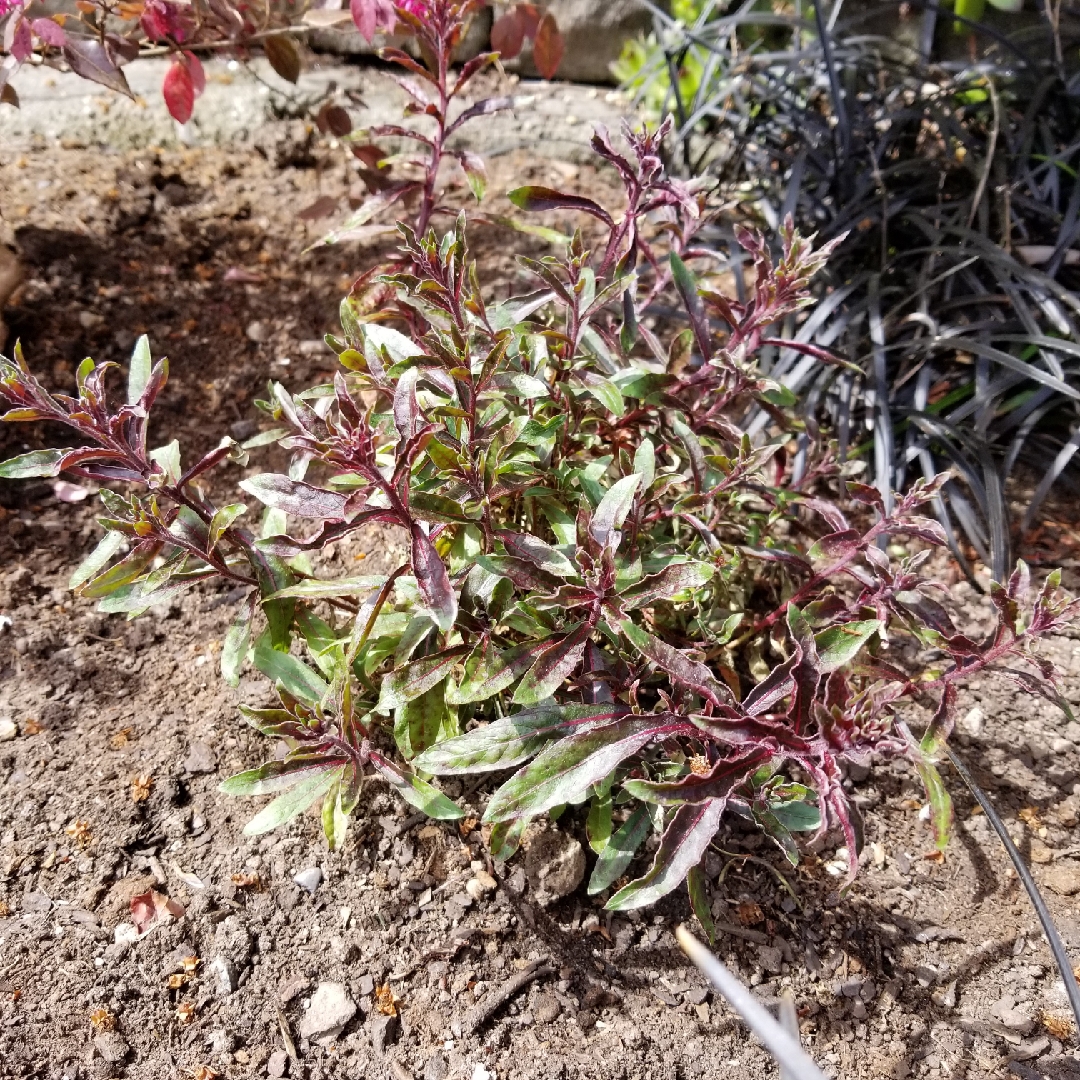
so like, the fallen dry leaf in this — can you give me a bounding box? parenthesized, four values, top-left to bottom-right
(193, 1067, 220, 1080)
(375, 983, 400, 1017)
(176, 999, 196, 1025)
(0, 901, 10, 917)
(1042, 1012, 1075, 1039)
(230, 872, 261, 890)
(458, 817, 478, 839)
(130, 889, 185, 936)
(735, 901, 764, 927)
(688, 754, 710, 776)
(22, 718, 43, 736)
(65, 819, 93, 847)
(90, 1008, 116, 1032)
(109, 728, 133, 749)
(181, 955, 200, 975)
(1019, 807, 1044, 831)
(922, 850, 946, 864)
(167, 974, 188, 990)
(131, 774, 153, 803)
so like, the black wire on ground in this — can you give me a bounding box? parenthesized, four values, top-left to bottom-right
(944, 742, 1080, 1031)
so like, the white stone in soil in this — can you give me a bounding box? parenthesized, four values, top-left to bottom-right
(292, 866, 323, 894)
(298, 982, 357, 1044)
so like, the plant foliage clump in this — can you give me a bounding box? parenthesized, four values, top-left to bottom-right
(3, 1, 1079, 922)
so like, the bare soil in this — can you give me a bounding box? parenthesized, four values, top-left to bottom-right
(3, 90, 1080, 1080)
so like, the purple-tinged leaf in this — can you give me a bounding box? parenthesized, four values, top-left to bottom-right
(69, 530, 126, 590)
(447, 96, 514, 137)
(623, 749, 769, 805)
(606, 798, 728, 911)
(416, 703, 628, 775)
(815, 620, 882, 673)
(507, 186, 614, 228)
(620, 619, 733, 707)
(484, 714, 691, 822)
(532, 12, 564, 79)
(447, 638, 555, 706)
(239, 474, 348, 521)
(475, 554, 564, 595)
(30, 17, 66, 47)
(742, 653, 799, 716)
(847, 481, 884, 512)
(0, 448, 64, 479)
(806, 529, 861, 565)
(670, 253, 711, 365)
(496, 530, 577, 578)
(61, 38, 132, 96)
(882, 517, 948, 547)
(80, 541, 161, 599)
(800, 497, 849, 533)
(393, 365, 421, 441)
(740, 545, 814, 575)
(412, 523, 458, 633)
(369, 751, 464, 820)
(237, 707, 310, 742)
(378, 645, 469, 713)
(512, 622, 590, 706)
(588, 803, 652, 895)
(489, 816, 529, 861)
(622, 560, 714, 609)
(590, 474, 641, 550)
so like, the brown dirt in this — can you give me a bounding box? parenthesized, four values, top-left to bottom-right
(3, 123, 1080, 1080)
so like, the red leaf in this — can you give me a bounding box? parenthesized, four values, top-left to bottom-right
(490, 10, 524, 59)
(182, 50, 205, 96)
(516, 2, 541, 38)
(130, 889, 185, 936)
(162, 60, 194, 125)
(532, 13, 564, 80)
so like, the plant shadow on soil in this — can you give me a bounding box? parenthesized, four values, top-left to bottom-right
(4, 141, 1080, 1079)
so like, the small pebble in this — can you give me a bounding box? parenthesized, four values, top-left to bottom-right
(293, 867, 323, 894)
(0, 718, 16, 742)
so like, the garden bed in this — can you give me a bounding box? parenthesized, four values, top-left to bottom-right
(3, 88, 1080, 1080)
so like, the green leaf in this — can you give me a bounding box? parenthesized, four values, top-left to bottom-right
(322, 777, 350, 852)
(0, 448, 64, 479)
(633, 439, 655, 490)
(588, 804, 652, 895)
(221, 600, 254, 687)
(769, 799, 821, 832)
(590, 473, 641, 549)
(242, 766, 342, 836)
(580, 373, 625, 416)
(370, 752, 463, 820)
(128, 334, 152, 404)
(587, 790, 613, 855)
(447, 637, 553, 705)
(913, 756, 953, 851)
(484, 715, 673, 823)
(394, 683, 451, 760)
(497, 530, 578, 578)
(269, 576, 387, 600)
(607, 798, 727, 911)
(209, 503, 247, 552)
(814, 620, 882, 672)
(621, 560, 714, 609)
(415, 703, 627, 775)
(69, 531, 126, 590)
(253, 630, 330, 707)
(149, 440, 181, 485)
(687, 864, 716, 945)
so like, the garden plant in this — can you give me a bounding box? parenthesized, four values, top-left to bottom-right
(3, 0, 1080, 941)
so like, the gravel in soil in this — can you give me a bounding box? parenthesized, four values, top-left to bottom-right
(4, 88, 1080, 1080)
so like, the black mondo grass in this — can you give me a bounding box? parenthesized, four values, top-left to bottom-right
(626, 0, 1080, 588)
